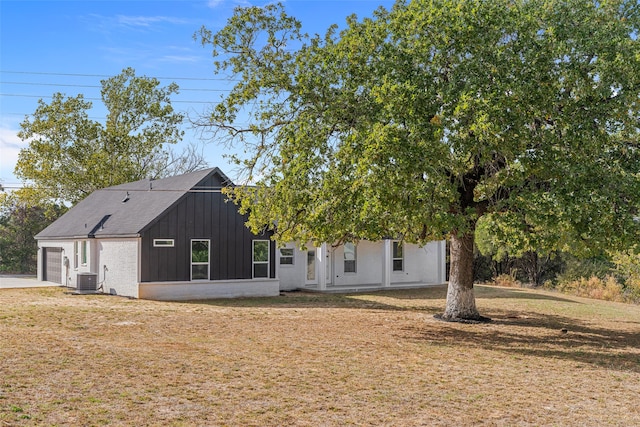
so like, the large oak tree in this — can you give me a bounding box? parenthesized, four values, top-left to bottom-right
(197, 0, 640, 321)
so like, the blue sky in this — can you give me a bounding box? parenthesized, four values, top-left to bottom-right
(0, 0, 394, 187)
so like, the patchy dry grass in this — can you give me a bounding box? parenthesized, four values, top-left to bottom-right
(1, 285, 638, 426)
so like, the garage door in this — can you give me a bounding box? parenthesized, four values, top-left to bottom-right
(43, 247, 63, 284)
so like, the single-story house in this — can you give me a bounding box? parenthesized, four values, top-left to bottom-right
(36, 168, 446, 300)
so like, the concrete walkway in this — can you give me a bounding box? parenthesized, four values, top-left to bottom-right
(0, 275, 59, 289)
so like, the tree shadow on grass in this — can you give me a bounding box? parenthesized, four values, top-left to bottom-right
(179, 288, 640, 372)
(183, 284, 577, 311)
(404, 310, 640, 373)
(182, 291, 415, 311)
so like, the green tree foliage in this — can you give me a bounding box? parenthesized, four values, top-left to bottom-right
(0, 189, 65, 273)
(16, 67, 207, 205)
(475, 217, 563, 286)
(197, 0, 640, 320)
(612, 249, 640, 301)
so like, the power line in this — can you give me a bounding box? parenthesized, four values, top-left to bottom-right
(1, 82, 100, 89)
(1, 113, 110, 121)
(0, 81, 232, 92)
(0, 110, 254, 128)
(0, 70, 239, 82)
(0, 93, 220, 104)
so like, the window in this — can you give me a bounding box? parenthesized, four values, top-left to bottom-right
(73, 241, 79, 269)
(81, 241, 88, 266)
(253, 240, 270, 278)
(344, 242, 356, 273)
(191, 240, 209, 280)
(279, 248, 294, 265)
(393, 241, 404, 272)
(153, 239, 174, 247)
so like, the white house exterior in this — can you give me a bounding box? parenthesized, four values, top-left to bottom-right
(277, 240, 446, 292)
(36, 168, 446, 300)
(37, 238, 140, 297)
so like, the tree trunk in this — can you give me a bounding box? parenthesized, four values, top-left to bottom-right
(439, 231, 490, 322)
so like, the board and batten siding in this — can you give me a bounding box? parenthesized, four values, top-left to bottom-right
(139, 174, 275, 283)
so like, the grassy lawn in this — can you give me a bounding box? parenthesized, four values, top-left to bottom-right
(1, 285, 638, 426)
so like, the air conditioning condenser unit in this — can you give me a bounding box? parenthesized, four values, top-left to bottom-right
(77, 273, 98, 292)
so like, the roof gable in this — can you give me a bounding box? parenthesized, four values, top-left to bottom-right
(36, 168, 231, 240)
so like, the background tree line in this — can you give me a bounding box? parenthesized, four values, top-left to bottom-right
(474, 216, 640, 303)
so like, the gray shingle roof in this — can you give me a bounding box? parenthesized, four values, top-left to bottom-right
(35, 168, 231, 240)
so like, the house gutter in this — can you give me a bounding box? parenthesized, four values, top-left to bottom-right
(35, 233, 142, 240)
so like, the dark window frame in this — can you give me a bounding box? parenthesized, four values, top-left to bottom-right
(392, 241, 404, 272)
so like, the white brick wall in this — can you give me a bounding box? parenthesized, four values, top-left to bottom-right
(139, 279, 280, 300)
(97, 239, 140, 298)
(334, 240, 383, 286)
(392, 240, 446, 284)
(277, 243, 308, 290)
(38, 238, 141, 297)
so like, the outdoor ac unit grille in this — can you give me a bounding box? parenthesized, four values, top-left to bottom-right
(77, 273, 97, 291)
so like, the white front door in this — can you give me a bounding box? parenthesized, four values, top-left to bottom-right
(325, 250, 333, 286)
(305, 247, 332, 286)
(305, 249, 317, 285)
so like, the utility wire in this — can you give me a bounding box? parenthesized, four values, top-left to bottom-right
(0, 93, 220, 104)
(0, 81, 232, 92)
(1, 82, 99, 89)
(0, 70, 240, 82)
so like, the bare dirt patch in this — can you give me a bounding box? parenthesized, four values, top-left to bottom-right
(1, 285, 638, 426)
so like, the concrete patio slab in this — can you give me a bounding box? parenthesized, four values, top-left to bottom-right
(0, 275, 59, 289)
